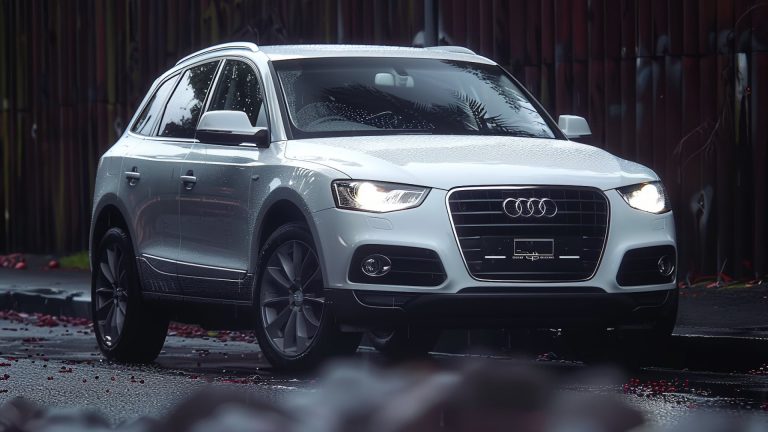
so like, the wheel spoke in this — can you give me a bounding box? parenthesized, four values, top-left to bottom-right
(263, 296, 290, 307)
(301, 305, 320, 333)
(265, 306, 291, 339)
(302, 304, 321, 328)
(292, 242, 304, 282)
(118, 267, 128, 287)
(107, 246, 118, 283)
(298, 247, 311, 280)
(103, 304, 115, 334)
(301, 266, 321, 291)
(95, 287, 113, 298)
(299, 251, 316, 283)
(303, 296, 325, 304)
(276, 248, 295, 282)
(115, 303, 125, 331)
(95, 298, 114, 318)
(117, 300, 127, 317)
(116, 248, 125, 279)
(110, 302, 119, 334)
(100, 262, 115, 284)
(296, 312, 309, 352)
(267, 267, 292, 290)
(283, 309, 298, 351)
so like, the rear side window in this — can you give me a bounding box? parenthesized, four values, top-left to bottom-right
(158, 61, 219, 138)
(209, 60, 267, 127)
(131, 75, 178, 136)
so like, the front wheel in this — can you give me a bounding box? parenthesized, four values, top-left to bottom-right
(254, 223, 361, 370)
(92, 227, 169, 363)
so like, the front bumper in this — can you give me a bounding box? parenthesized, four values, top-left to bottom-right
(327, 287, 678, 329)
(311, 187, 676, 295)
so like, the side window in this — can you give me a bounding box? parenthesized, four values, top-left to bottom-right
(158, 61, 219, 138)
(209, 60, 267, 127)
(131, 75, 178, 136)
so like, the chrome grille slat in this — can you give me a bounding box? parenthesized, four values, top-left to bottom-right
(446, 186, 610, 282)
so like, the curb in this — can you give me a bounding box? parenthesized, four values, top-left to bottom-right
(0, 289, 91, 320)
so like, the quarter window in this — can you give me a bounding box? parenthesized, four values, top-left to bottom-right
(158, 61, 219, 138)
(209, 60, 267, 127)
(131, 75, 178, 136)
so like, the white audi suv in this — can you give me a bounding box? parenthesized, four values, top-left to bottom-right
(90, 43, 677, 369)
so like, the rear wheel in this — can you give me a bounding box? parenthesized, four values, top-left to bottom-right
(92, 227, 169, 363)
(254, 223, 361, 370)
(367, 327, 441, 358)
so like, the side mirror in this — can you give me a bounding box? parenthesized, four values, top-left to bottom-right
(558, 115, 592, 139)
(196, 110, 269, 148)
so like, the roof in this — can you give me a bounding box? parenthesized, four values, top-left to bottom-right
(258, 44, 495, 64)
(173, 43, 496, 69)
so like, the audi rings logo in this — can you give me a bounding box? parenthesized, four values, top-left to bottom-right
(502, 198, 558, 218)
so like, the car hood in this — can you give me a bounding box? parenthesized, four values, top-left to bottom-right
(284, 135, 658, 191)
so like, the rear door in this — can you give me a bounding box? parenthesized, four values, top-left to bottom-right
(131, 60, 219, 293)
(122, 73, 188, 294)
(178, 58, 270, 301)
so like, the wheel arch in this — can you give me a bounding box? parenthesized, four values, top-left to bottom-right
(90, 195, 135, 269)
(250, 188, 327, 284)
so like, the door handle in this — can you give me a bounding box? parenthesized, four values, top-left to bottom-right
(180, 171, 197, 190)
(125, 170, 140, 186)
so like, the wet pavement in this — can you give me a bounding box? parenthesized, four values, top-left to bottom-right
(0, 315, 765, 427)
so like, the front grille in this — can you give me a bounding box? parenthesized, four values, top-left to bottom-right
(447, 187, 609, 281)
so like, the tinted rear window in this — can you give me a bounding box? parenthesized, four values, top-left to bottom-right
(131, 75, 178, 136)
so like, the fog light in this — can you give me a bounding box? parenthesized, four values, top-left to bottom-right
(657, 255, 675, 276)
(361, 254, 391, 277)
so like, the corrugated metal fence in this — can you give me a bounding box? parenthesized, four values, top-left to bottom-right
(1, 0, 766, 279)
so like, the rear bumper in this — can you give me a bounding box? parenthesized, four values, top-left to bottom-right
(327, 287, 678, 330)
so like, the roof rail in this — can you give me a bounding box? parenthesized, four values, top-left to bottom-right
(176, 42, 260, 66)
(425, 45, 476, 55)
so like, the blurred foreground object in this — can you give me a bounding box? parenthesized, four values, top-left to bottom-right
(0, 360, 765, 432)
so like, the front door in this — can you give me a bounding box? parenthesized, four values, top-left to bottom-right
(178, 58, 270, 301)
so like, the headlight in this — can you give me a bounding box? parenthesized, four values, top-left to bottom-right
(617, 181, 670, 214)
(332, 180, 429, 212)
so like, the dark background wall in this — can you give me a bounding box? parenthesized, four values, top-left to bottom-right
(0, 0, 766, 280)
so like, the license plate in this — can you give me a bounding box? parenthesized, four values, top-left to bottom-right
(513, 239, 554, 258)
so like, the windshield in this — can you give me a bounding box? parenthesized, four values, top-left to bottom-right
(273, 57, 557, 139)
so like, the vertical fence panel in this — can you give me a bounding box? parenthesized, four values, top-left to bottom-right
(752, 53, 768, 275)
(0, 0, 765, 279)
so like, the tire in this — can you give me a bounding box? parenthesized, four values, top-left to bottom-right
(254, 223, 361, 370)
(92, 227, 169, 363)
(367, 327, 441, 358)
